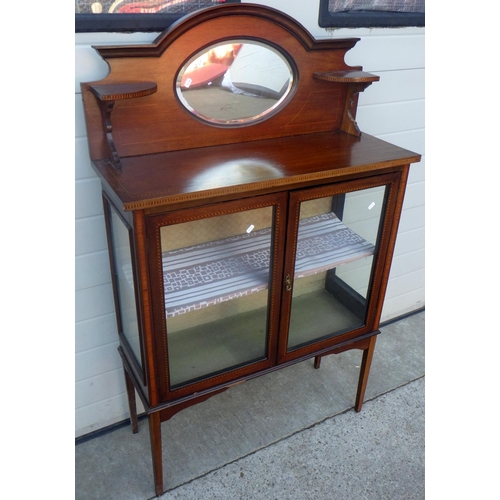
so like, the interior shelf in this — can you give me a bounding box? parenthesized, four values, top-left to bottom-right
(161, 212, 375, 318)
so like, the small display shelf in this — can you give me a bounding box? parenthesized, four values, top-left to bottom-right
(89, 81, 157, 169)
(162, 212, 374, 317)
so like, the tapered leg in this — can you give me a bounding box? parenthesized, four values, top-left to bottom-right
(354, 335, 377, 412)
(148, 412, 164, 497)
(313, 356, 322, 369)
(123, 366, 139, 433)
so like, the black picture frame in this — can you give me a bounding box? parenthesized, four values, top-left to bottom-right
(318, 0, 425, 28)
(75, 0, 241, 33)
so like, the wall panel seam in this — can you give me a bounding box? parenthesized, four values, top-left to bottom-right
(76, 312, 116, 326)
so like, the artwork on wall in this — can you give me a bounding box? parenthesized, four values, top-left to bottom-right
(327, 0, 424, 13)
(76, 0, 236, 14)
(75, 0, 241, 31)
(319, 0, 425, 27)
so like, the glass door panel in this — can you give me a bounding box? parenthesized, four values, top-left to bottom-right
(286, 184, 387, 351)
(160, 206, 275, 388)
(108, 205, 142, 369)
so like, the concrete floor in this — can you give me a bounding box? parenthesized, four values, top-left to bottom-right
(76, 311, 424, 500)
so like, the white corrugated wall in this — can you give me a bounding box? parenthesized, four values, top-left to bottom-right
(75, 0, 424, 438)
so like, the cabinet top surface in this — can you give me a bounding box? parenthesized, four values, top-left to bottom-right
(92, 131, 420, 211)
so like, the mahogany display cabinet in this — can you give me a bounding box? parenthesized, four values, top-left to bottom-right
(81, 4, 421, 496)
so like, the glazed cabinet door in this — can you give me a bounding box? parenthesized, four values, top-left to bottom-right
(146, 193, 288, 401)
(277, 172, 404, 363)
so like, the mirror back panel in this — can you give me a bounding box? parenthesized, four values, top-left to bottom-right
(81, 4, 364, 159)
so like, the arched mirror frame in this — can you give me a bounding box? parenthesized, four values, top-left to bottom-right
(174, 37, 298, 128)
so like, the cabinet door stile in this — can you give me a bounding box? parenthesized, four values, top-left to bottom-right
(266, 192, 289, 366)
(277, 192, 303, 363)
(144, 213, 171, 403)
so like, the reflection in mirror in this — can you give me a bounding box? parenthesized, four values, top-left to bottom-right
(176, 40, 294, 125)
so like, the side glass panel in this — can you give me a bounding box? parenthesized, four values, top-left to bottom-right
(287, 185, 386, 350)
(160, 207, 274, 388)
(109, 207, 142, 368)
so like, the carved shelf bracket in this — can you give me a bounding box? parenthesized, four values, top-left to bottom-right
(313, 71, 379, 137)
(90, 82, 158, 169)
(343, 83, 369, 137)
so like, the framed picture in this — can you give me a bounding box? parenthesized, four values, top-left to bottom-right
(76, 0, 241, 33)
(318, 0, 425, 27)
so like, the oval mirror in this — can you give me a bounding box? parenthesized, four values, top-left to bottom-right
(176, 40, 295, 126)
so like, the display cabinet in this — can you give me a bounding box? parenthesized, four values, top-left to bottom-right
(81, 4, 421, 496)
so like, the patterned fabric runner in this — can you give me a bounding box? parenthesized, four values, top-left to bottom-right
(162, 212, 375, 317)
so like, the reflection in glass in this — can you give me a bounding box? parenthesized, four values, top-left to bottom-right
(287, 186, 386, 350)
(176, 40, 294, 125)
(109, 207, 142, 367)
(161, 207, 274, 388)
(190, 159, 283, 191)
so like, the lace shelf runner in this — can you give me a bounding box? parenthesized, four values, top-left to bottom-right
(161, 212, 375, 318)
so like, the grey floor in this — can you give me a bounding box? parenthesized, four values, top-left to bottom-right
(76, 311, 424, 500)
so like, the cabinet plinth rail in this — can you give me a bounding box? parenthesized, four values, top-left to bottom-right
(158, 212, 375, 318)
(89, 82, 157, 170)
